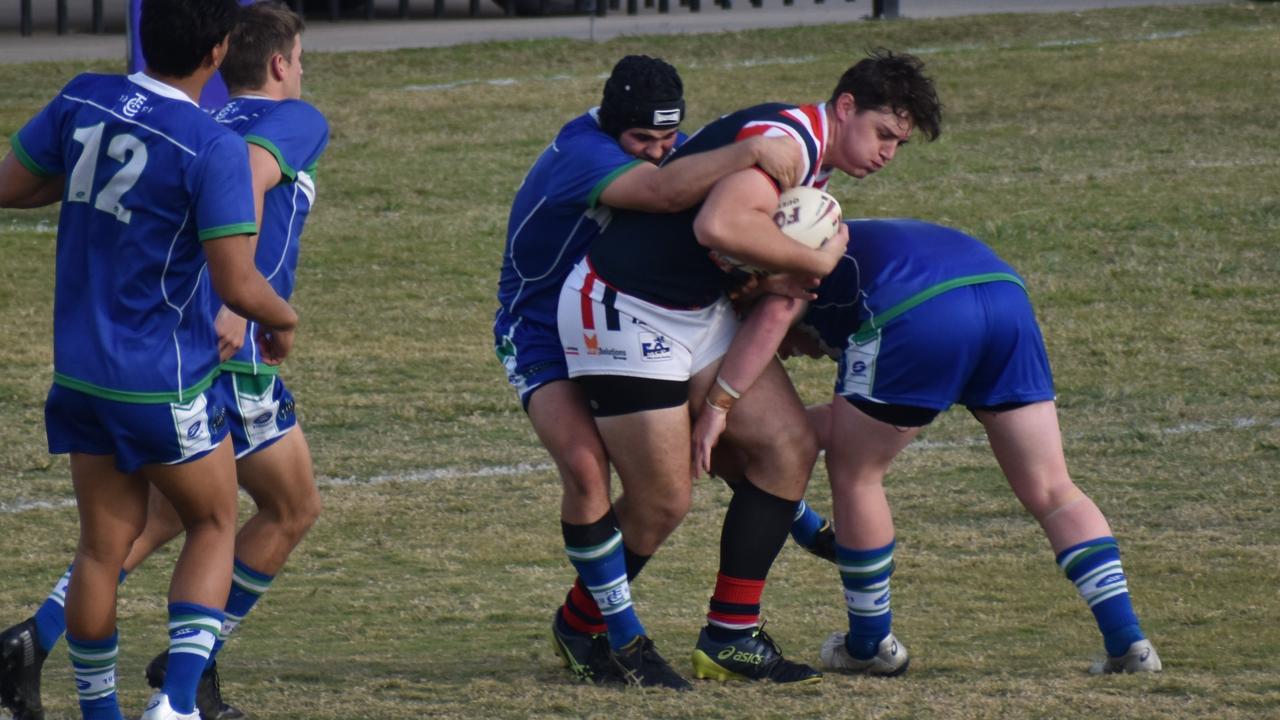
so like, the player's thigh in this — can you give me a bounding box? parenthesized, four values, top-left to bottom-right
(70, 453, 150, 554)
(527, 378, 609, 485)
(974, 400, 1073, 511)
(826, 394, 922, 485)
(138, 441, 239, 529)
(596, 403, 693, 519)
(236, 425, 318, 516)
(717, 359, 818, 497)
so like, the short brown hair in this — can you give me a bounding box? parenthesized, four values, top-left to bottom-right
(830, 49, 942, 141)
(220, 1, 305, 94)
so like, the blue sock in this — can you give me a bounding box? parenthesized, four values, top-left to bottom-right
(33, 566, 128, 654)
(1057, 536, 1145, 657)
(789, 500, 826, 548)
(67, 632, 123, 720)
(565, 527, 645, 651)
(208, 558, 274, 665)
(162, 602, 224, 715)
(837, 540, 895, 660)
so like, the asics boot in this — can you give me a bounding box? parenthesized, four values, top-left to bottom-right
(819, 631, 910, 677)
(0, 617, 47, 720)
(1090, 639, 1162, 674)
(691, 624, 822, 684)
(146, 650, 246, 720)
(550, 613, 618, 685)
(609, 635, 692, 691)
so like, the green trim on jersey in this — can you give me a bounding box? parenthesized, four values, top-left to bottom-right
(851, 272, 1027, 344)
(245, 135, 298, 182)
(9, 133, 54, 177)
(198, 222, 259, 242)
(221, 359, 280, 377)
(53, 367, 220, 404)
(586, 159, 643, 209)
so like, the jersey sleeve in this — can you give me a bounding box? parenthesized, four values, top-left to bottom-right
(551, 127, 642, 209)
(735, 115, 821, 189)
(10, 81, 80, 177)
(242, 100, 330, 183)
(190, 132, 258, 242)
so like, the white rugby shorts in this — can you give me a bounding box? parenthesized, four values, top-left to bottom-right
(557, 259, 739, 382)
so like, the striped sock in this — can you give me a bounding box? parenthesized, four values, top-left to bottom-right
(162, 602, 224, 715)
(837, 540, 895, 660)
(563, 513, 645, 651)
(33, 566, 128, 654)
(1057, 536, 1145, 657)
(705, 573, 765, 641)
(559, 577, 607, 635)
(789, 500, 826, 548)
(67, 632, 123, 720)
(208, 558, 274, 664)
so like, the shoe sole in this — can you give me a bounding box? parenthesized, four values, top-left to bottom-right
(691, 650, 822, 685)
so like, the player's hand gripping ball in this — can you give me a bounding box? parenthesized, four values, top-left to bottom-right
(773, 186, 842, 249)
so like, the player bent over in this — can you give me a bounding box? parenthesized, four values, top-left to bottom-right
(696, 219, 1162, 677)
(561, 50, 941, 686)
(495, 55, 809, 688)
(0, 4, 324, 719)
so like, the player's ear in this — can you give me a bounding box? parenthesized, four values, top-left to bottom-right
(208, 36, 230, 71)
(270, 53, 287, 82)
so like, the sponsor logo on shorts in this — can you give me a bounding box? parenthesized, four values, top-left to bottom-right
(187, 421, 203, 439)
(210, 406, 227, 433)
(253, 411, 274, 427)
(584, 334, 627, 360)
(850, 360, 868, 375)
(279, 397, 295, 420)
(639, 333, 672, 362)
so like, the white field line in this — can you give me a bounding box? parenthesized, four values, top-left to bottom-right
(400, 27, 1211, 94)
(2, 416, 1273, 515)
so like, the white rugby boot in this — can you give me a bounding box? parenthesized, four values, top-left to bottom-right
(819, 631, 909, 677)
(139, 691, 200, 720)
(1090, 638, 1162, 674)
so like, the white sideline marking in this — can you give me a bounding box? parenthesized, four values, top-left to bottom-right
(402, 26, 1209, 94)
(3, 417, 1275, 514)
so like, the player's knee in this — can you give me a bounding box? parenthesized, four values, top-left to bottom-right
(556, 448, 610, 503)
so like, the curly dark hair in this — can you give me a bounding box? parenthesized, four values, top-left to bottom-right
(141, 0, 242, 78)
(830, 49, 942, 141)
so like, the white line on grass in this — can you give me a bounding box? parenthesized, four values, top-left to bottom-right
(3, 417, 1274, 513)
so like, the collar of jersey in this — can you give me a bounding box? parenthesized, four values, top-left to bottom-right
(128, 72, 199, 107)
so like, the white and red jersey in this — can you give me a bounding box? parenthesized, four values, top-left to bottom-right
(586, 103, 831, 309)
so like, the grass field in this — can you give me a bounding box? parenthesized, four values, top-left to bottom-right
(1, 3, 1278, 718)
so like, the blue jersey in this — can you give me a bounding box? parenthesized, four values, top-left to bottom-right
(587, 103, 831, 310)
(800, 219, 1026, 355)
(212, 96, 329, 374)
(496, 110, 654, 328)
(12, 72, 257, 403)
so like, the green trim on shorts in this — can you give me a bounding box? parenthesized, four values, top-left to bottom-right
(851, 272, 1027, 344)
(586, 159, 643, 209)
(220, 359, 280, 377)
(52, 368, 220, 404)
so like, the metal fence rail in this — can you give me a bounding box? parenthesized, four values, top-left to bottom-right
(14, 0, 895, 36)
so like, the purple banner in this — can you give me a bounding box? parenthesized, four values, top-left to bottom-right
(127, 0, 254, 111)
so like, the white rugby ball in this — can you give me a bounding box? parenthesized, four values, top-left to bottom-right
(773, 186, 842, 249)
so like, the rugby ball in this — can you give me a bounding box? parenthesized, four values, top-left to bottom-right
(773, 186, 842, 249)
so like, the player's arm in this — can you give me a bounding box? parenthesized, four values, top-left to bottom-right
(693, 168, 848, 277)
(214, 144, 287, 361)
(204, 233, 297, 364)
(0, 151, 64, 209)
(599, 135, 802, 213)
(692, 293, 808, 474)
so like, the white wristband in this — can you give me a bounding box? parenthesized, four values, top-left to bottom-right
(715, 375, 742, 400)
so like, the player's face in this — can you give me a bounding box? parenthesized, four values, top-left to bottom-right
(618, 127, 679, 164)
(280, 34, 304, 100)
(828, 96, 913, 179)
